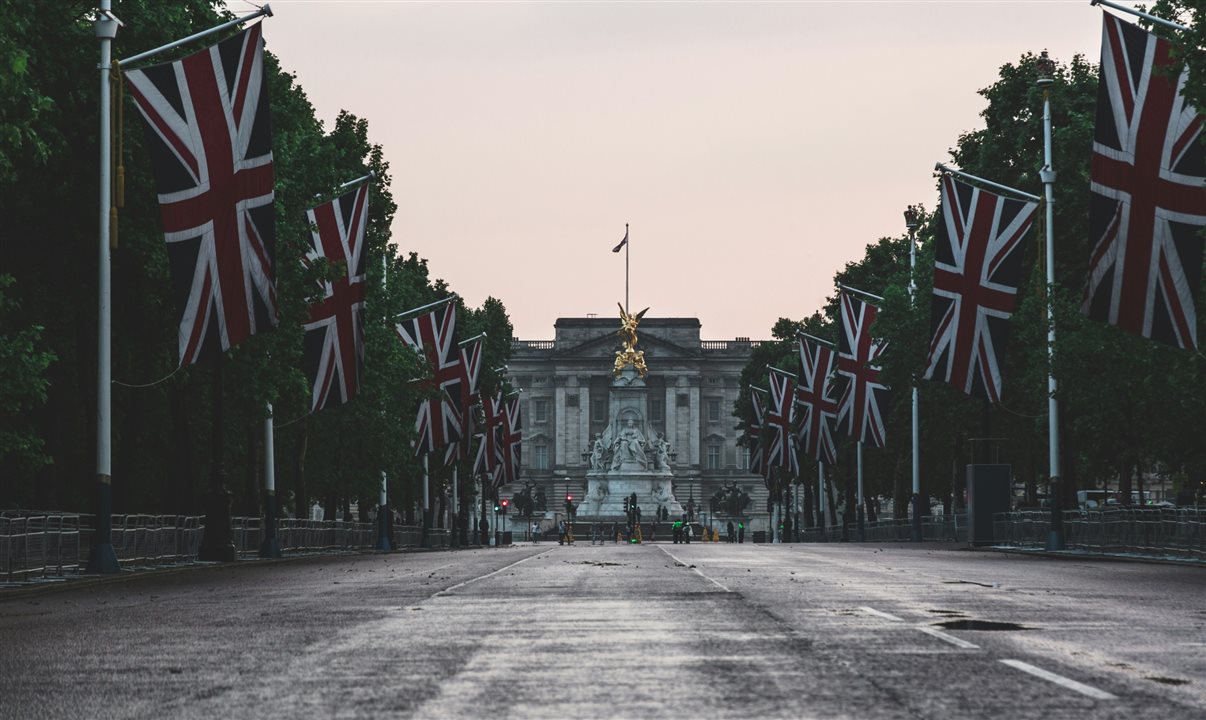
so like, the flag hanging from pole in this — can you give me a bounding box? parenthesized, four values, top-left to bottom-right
(924, 175, 1037, 402)
(395, 300, 463, 455)
(765, 369, 799, 478)
(1084, 12, 1206, 351)
(612, 226, 628, 252)
(302, 183, 369, 412)
(475, 391, 505, 485)
(125, 24, 277, 366)
(444, 335, 485, 465)
(500, 395, 522, 486)
(795, 336, 839, 466)
(836, 291, 889, 448)
(744, 389, 768, 480)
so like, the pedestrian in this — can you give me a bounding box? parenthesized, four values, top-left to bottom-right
(727, 520, 735, 544)
(558, 520, 566, 545)
(651, 520, 659, 543)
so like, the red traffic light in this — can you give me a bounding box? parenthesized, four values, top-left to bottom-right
(566, 494, 573, 502)
(500, 498, 509, 508)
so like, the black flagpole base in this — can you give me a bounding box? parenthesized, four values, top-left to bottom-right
(258, 491, 282, 558)
(375, 504, 392, 551)
(856, 506, 866, 543)
(86, 478, 121, 574)
(420, 509, 432, 549)
(198, 489, 237, 562)
(910, 493, 923, 542)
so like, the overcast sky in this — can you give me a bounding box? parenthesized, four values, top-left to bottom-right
(239, 0, 1131, 340)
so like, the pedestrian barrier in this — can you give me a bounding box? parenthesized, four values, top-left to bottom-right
(993, 508, 1205, 560)
(1, 511, 468, 581)
(797, 514, 967, 543)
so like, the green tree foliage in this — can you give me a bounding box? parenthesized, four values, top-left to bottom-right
(0, 2, 514, 517)
(737, 47, 1205, 516)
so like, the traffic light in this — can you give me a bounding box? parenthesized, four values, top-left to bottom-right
(500, 498, 509, 514)
(623, 496, 630, 513)
(494, 500, 501, 513)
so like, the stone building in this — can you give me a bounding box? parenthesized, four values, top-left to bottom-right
(505, 317, 772, 531)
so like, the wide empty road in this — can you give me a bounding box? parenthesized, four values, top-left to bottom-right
(2, 542, 1203, 719)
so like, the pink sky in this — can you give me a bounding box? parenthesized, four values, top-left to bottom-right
(242, 0, 1127, 340)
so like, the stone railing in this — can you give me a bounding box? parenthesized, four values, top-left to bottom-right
(700, 340, 764, 351)
(511, 340, 555, 350)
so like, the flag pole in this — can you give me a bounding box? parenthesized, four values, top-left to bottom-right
(934, 163, 1041, 202)
(87, 1, 121, 574)
(1090, 0, 1188, 32)
(625, 223, 630, 314)
(258, 402, 281, 557)
(905, 206, 923, 542)
(1037, 53, 1064, 551)
(120, 4, 273, 66)
(856, 441, 865, 542)
(818, 460, 826, 541)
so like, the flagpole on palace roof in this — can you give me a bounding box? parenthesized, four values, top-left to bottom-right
(86, 1, 122, 574)
(626, 224, 630, 314)
(1037, 53, 1065, 551)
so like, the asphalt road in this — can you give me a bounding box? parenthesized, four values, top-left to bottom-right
(1, 541, 1203, 719)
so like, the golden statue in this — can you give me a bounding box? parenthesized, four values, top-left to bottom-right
(613, 303, 649, 377)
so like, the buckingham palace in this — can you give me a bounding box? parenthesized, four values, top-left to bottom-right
(504, 316, 772, 529)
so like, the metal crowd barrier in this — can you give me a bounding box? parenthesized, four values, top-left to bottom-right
(796, 514, 968, 543)
(993, 508, 1206, 560)
(2, 512, 467, 581)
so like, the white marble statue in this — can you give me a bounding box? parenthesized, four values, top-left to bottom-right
(590, 433, 607, 470)
(610, 418, 648, 471)
(654, 433, 671, 471)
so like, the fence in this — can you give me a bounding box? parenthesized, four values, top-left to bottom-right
(796, 514, 968, 543)
(993, 508, 1206, 560)
(1, 513, 460, 582)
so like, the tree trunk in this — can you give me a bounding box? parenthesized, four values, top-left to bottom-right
(169, 380, 195, 514)
(1118, 459, 1133, 506)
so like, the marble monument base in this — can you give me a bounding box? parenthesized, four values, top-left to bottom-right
(577, 471, 684, 520)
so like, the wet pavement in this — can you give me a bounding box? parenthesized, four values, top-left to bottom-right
(1, 541, 1203, 719)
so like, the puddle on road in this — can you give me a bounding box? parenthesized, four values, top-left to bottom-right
(933, 619, 1030, 631)
(566, 560, 625, 567)
(942, 580, 999, 588)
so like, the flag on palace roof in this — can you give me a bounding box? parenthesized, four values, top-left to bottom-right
(836, 291, 889, 448)
(924, 174, 1036, 403)
(395, 300, 463, 455)
(125, 24, 277, 366)
(612, 226, 628, 253)
(1083, 12, 1206, 351)
(796, 336, 839, 466)
(302, 183, 369, 412)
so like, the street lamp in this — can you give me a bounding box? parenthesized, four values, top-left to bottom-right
(904, 204, 923, 542)
(1036, 50, 1064, 551)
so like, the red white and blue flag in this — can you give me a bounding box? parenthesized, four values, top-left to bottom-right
(744, 389, 768, 479)
(125, 24, 277, 366)
(395, 300, 462, 455)
(444, 335, 485, 465)
(765, 368, 799, 478)
(924, 175, 1036, 402)
(499, 396, 522, 486)
(1084, 13, 1206, 351)
(836, 291, 889, 448)
(302, 183, 369, 412)
(474, 390, 505, 488)
(795, 336, 839, 466)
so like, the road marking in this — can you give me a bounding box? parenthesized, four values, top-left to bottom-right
(860, 606, 904, 622)
(655, 545, 732, 593)
(999, 659, 1117, 700)
(916, 625, 979, 649)
(433, 550, 551, 597)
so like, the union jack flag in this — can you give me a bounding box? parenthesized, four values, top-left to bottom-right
(125, 25, 277, 366)
(499, 396, 522, 486)
(795, 336, 839, 466)
(302, 184, 369, 412)
(765, 369, 799, 478)
(444, 335, 484, 465)
(744, 389, 768, 479)
(1084, 13, 1206, 351)
(836, 291, 889, 448)
(395, 300, 462, 455)
(924, 175, 1037, 402)
(474, 391, 505, 487)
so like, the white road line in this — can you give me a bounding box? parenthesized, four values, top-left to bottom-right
(655, 545, 732, 593)
(999, 659, 1117, 700)
(860, 606, 904, 622)
(433, 549, 551, 597)
(916, 625, 980, 649)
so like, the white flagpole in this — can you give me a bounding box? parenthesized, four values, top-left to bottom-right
(1091, 0, 1188, 32)
(86, 2, 121, 574)
(120, 5, 273, 66)
(422, 455, 431, 548)
(906, 207, 922, 542)
(1038, 54, 1064, 551)
(258, 402, 281, 557)
(856, 441, 865, 542)
(625, 223, 630, 314)
(818, 460, 826, 540)
(452, 466, 459, 548)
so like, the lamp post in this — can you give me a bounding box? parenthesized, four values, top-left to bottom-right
(904, 204, 923, 542)
(1037, 51, 1064, 551)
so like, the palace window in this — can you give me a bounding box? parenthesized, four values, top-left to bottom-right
(533, 445, 549, 470)
(706, 444, 721, 470)
(591, 398, 606, 423)
(533, 399, 549, 423)
(706, 399, 721, 422)
(738, 447, 750, 470)
(650, 397, 664, 423)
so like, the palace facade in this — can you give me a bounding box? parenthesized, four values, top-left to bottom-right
(505, 317, 772, 528)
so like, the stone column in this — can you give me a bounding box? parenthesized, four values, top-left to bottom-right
(578, 376, 591, 467)
(554, 376, 567, 470)
(664, 383, 677, 467)
(688, 378, 701, 467)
